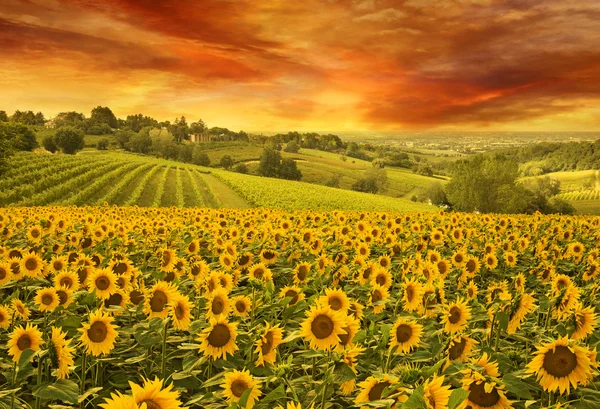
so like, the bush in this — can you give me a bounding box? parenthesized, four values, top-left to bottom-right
(278, 158, 302, 180)
(233, 163, 249, 174)
(42, 135, 58, 153)
(220, 155, 234, 169)
(283, 141, 300, 153)
(129, 133, 152, 154)
(192, 149, 210, 166)
(54, 126, 85, 154)
(351, 178, 378, 193)
(0, 122, 38, 152)
(97, 138, 109, 150)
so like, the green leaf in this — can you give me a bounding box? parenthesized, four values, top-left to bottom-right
(496, 311, 509, 331)
(18, 348, 35, 369)
(448, 388, 469, 409)
(503, 374, 533, 400)
(261, 385, 285, 403)
(238, 386, 253, 408)
(32, 379, 79, 404)
(421, 360, 444, 379)
(402, 386, 427, 409)
(78, 387, 102, 403)
(332, 362, 356, 383)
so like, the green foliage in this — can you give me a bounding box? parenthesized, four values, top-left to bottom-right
(10, 110, 45, 125)
(283, 140, 300, 153)
(278, 157, 302, 180)
(258, 147, 280, 177)
(90, 106, 118, 128)
(129, 132, 152, 154)
(233, 163, 248, 174)
(220, 154, 234, 169)
(96, 138, 109, 150)
(42, 135, 58, 153)
(54, 126, 85, 154)
(0, 110, 8, 122)
(0, 122, 38, 151)
(425, 181, 448, 206)
(192, 149, 210, 166)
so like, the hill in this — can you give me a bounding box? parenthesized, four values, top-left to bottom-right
(0, 151, 433, 212)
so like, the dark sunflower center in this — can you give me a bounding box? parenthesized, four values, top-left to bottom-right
(396, 324, 413, 343)
(311, 314, 334, 339)
(448, 307, 462, 324)
(239, 255, 250, 265)
(362, 267, 372, 279)
(130, 290, 144, 305)
(95, 276, 110, 291)
(105, 293, 123, 308)
(329, 296, 343, 311)
(17, 335, 32, 350)
(285, 290, 299, 305)
(162, 252, 172, 267)
(372, 290, 382, 303)
(77, 268, 88, 284)
(231, 380, 248, 397)
(468, 381, 500, 407)
(466, 260, 476, 273)
(438, 263, 447, 275)
(53, 261, 63, 270)
(376, 274, 386, 285)
(150, 290, 168, 312)
(60, 277, 73, 288)
(235, 301, 247, 313)
(449, 338, 467, 360)
(25, 259, 37, 271)
(261, 331, 274, 355)
(253, 268, 264, 279)
(175, 304, 185, 320)
(0, 268, 6, 279)
(368, 381, 391, 401)
(113, 263, 127, 275)
(208, 323, 231, 347)
(88, 321, 108, 343)
(406, 286, 414, 301)
(57, 290, 68, 305)
(139, 399, 161, 409)
(191, 265, 201, 276)
(455, 254, 464, 263)
(42, 294, 54, 305)
(212, 298, 225, 315)
(543, 346, 578, 377)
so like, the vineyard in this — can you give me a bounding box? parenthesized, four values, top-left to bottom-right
(0, 152, 432, 212)
(557, 190, 600, 201)
(0, 207, 598, 408)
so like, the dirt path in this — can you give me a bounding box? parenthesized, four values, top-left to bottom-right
(202, 173, 252, 208)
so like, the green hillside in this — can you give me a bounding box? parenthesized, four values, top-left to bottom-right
(0, 151, 432, 212)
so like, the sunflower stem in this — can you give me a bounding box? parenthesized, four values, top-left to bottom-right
(494, 318, 501, 352)
(35, 355, 44, 409)
(79, 352, 86, 409)
(161, 319, 169, 381)
(545, 306, 553, 330)
(10, 361, 16, 409)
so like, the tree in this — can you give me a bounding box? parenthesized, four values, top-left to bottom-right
(0, 122, 38, 151)
(425, 182, 448, 206)
(258, 148, 281, 177)
(0, 124, 16, 176)
(190, 119, 207, 135)
(54, 126, 85, 154)
(278, 158, 302, 180)
(220, 155, 234, 169)
(90, 106, 118, 128)
(178, 144, 194, 163)
(10, 110, 38, 125)
(115, 128, 136, 149)
(233, 163, 249, 174)
(192, 148, 210, 166)
(124, 114, 158, 132)
(129, 132, 152, 154)
(284, 141, 300, 153)
(0, 111, 8, 122)
(446, 155, 526, 213)
(55, 111, 85, 128)
(97, 138, 109, 150)
(363, 167, 388, 193)
(42, 135, 58, 153)
(352, 178, 378, 193)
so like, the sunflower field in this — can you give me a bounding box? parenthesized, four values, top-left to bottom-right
(0, 206, 598, 409)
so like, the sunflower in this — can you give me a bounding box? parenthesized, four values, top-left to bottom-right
(255, 322, 284, 366)
(279, 286, 305, 306)
(459, 374, 513, 409)
(355, 374, 399, 408)
(370, 284, 389, 314)
(467, 353, 500, 378)
(103, 290, 128, 311)
(463, 257, 480, 277)
(34, 287, 59, 312)
(389, 319, 422, 354)
(348, 300, 364, 320)
(53, 270, 80, 292)
(0, 262, 12, 286)
(0, 305, 11, 329)
(484, 254, 499, 271)
(8, 324, 43, 362)
(232, 295, 252, 317)
(219, 253, 235, 270)
(336, 315, 361, 352)
(423, 375, 451, 409)
(260, 249, 279, 265)
(11, 298, 30, 320)
(55, 286, 74, 308)
(48, 255, 68, 274)
(27, 225, 43, 242)
(451, 250, 467, 267)
(130, 378, 184, 409)
(442, 298, 472, 334)
(445, 335, 478, 365)
(340, 346, 365, 395)
(144, 281, 175, 319)
(100, 393, 138, 409)
(158, 248, 176, 272)
(402, 277, 423, 312)
(8, 257, 22, 281)
(206, 288, 231, 320)
(466, 281, 478, 300)
(320, 288, 350, 314)
(293, 262, 311, 285)
(526, 337, 594, 394)
(300, 304, 347, 351)
(371, 267, 392, 288)
(89, 268, 118, 300)
(221, 369, 262, 409)
(583, 262, 600, 282)
(49, 327, 75, 379)
(19, 251, 43, 278)
(170, 293, 192, 331)
(571, 305, 598, 341)
(507, 292, 536, 334)
(79, 310, 118, 356)
(249, 263, 273, 283)
(197, 317, 239, 360)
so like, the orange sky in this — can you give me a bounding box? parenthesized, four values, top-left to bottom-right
(1, 0, 599, 132)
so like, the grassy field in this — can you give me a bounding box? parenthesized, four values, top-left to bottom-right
(0, 152, 431, 212)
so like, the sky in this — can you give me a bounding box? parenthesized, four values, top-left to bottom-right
(1, 0, 599, 133)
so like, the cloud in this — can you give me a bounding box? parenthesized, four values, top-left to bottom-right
(353, 8, 405, 22)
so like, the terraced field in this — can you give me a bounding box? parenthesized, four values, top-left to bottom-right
(0, 152, 431, 212)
